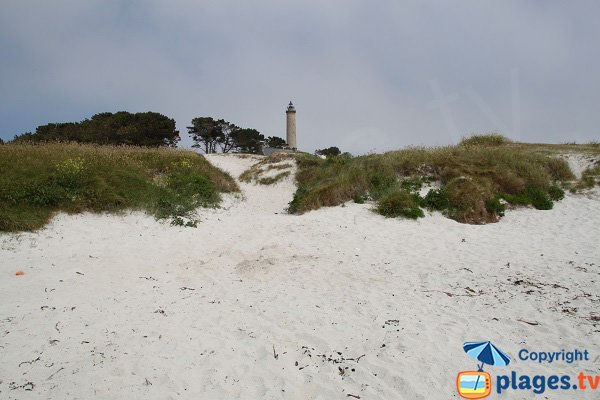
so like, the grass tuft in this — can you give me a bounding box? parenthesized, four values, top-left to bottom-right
(258, 171, 291, 185)
(459, 133, 512, 147)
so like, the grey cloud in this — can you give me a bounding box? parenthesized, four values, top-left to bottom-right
(1, 0, 598, 152)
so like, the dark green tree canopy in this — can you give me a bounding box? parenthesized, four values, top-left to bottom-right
(231, 128, 265, 154)
(315, 146, 341, 157)
(12, 112, 180, 147)
(188, 117, 265, 154)
(265, 136, 287, 149)
(187, 117, 222, 154)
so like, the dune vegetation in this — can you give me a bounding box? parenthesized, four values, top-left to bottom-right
(287, 135, 599, 224)
(239, 153, 295, 185)
(2, 135, 598, 231)
(0, 143, 238, 232)
(573, 161, 600, 191)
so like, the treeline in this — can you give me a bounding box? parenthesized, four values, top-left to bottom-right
(187, 117, 286, 154)
(9, 112, 288, 154)
(13, 112, 180, 147)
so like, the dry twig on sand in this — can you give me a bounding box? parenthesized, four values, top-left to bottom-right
(517, 319, 540, 326)
(18, 356, 41, 367)
(47, 367, 65, 380)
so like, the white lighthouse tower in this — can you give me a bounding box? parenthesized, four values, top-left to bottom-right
(286, 101, 297, 150)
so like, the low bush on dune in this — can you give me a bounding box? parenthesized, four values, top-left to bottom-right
(485, 196, 506, 217)
(459, 133, 512, 147)
(421, 187, 449, 211)
(548, 184, 566, 201)
(288, 136, 579, 224)
(353, 193, 368, 204)
(444, 177, 500, 223)
(288, 186, 309, 214)
(376, 190, 424, 219)
(0, 143, 238, 232)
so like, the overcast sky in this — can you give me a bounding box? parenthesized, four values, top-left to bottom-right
(1, 1, 598, 153)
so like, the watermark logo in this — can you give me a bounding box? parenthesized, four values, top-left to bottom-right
(456, 371, 491, 399)
(456, 341, 511, 399)
(456, 342, 598, 396)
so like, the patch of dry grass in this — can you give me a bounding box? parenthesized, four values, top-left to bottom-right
(239, 154, 295, 185)
(573, 161, 600, 191)
(258, 171, 291, 185)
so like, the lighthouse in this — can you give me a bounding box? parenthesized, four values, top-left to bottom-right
(286, 101, 297, 150)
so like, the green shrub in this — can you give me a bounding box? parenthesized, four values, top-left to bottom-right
(376, 190, 424, 219)
(25, 182, 65, 207)
(485, 196, 505, 217)
(501, 185, 556, 210)
(502, 193, 531, 206)
(367, 169, 397, 200)
(288, 186, 309, 214)
(421, 188, 450, 211)
(548, 184, 565, 201)
(400, 176, 424, 192)
(167, 169, 219, 205)
(353, 193, 367, 204)
(527, 186, 553, 210)
(170, 216, 198, 227)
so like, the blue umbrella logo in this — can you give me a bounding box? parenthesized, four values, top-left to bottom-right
(462, 341, 510, 395)
(463, 341, 511, 370)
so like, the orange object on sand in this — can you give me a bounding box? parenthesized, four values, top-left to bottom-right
(15, 271, 25, 276)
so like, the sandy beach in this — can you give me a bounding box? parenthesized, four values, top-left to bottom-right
(1, 154, 599, 399)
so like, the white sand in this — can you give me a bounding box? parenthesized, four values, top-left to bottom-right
(1, 154, 599, 399)
(560, 152, 598, 180)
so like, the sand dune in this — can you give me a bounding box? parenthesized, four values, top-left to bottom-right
(1, 154, 599, 399)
